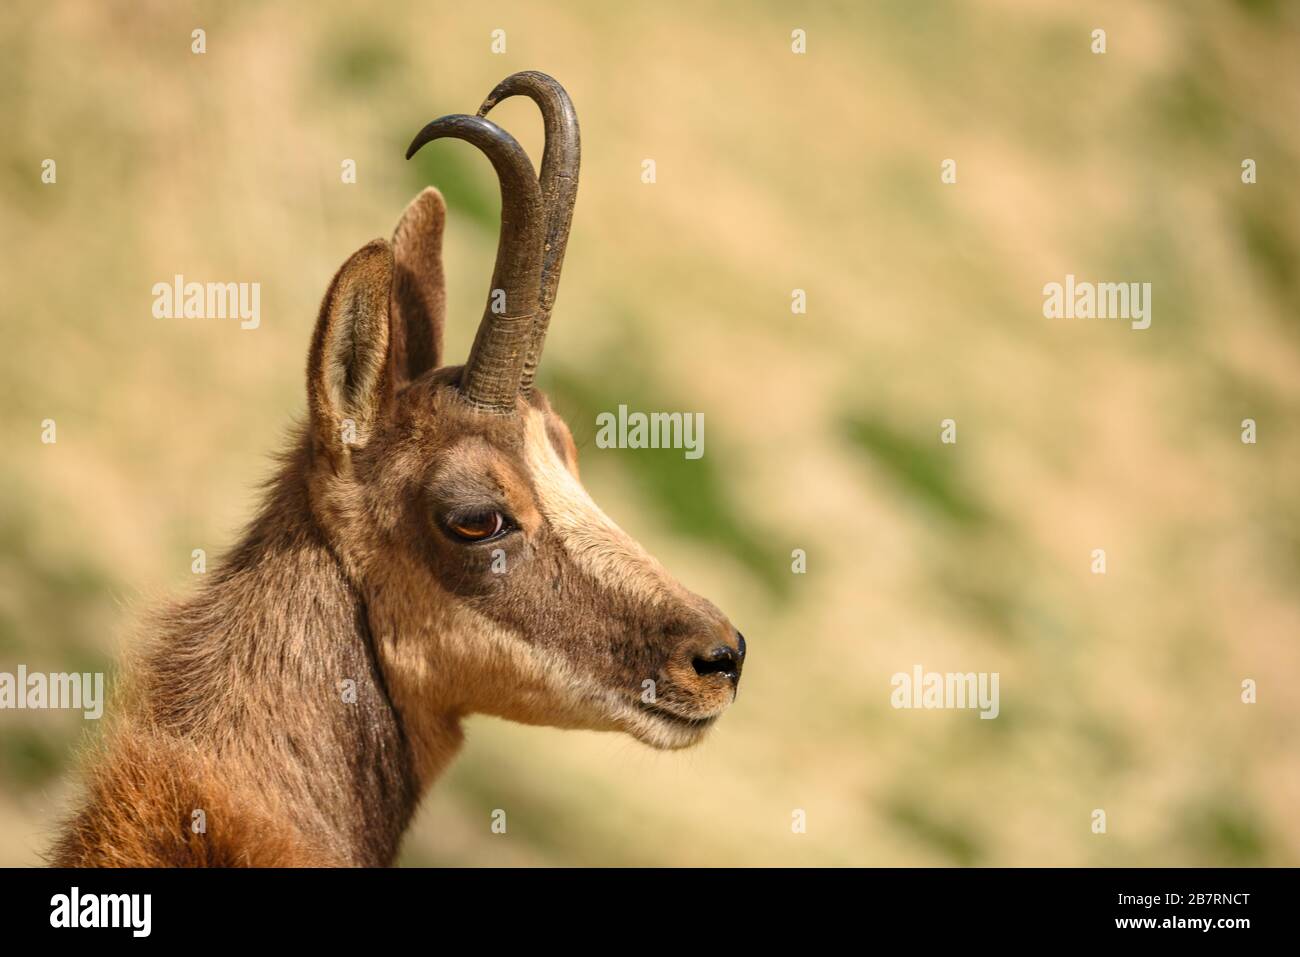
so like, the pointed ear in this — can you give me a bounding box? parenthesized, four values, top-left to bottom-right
(307, 239, 394, 464)
(390, 187, 447, 383)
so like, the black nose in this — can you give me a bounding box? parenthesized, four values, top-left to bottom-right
(692, 640, 742, 686)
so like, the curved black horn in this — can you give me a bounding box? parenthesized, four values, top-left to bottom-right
(406, 114, 545, 413)
(478, 71, 580, 397)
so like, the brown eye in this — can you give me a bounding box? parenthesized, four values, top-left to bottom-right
(444, 510, 508, 543)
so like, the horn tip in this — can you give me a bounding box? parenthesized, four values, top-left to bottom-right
(404, 126, 431, 160)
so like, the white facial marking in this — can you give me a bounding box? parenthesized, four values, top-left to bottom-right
(522, 410, 676, 607)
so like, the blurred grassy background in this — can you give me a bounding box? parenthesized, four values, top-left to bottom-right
(2, 0, 1298, 866)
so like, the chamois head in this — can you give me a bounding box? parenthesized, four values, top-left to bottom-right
(305, 73, 744, 758)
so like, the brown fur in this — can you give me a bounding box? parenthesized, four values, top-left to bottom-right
(52, 188, 743, 867)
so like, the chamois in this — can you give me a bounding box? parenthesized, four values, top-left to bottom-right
(51, 72, 745, 867)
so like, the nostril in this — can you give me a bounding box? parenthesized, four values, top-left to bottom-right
(692, 645, 739, 682)
(736, 632, 746, 658)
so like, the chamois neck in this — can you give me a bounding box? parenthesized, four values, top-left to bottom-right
(133, 439, 430, 865)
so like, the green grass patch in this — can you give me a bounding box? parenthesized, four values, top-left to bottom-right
(840, 412, 989, 529)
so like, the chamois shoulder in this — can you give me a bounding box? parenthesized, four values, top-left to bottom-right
(50, 723, 339, 867)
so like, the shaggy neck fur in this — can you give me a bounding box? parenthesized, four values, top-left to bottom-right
(52, 437, 456, 867)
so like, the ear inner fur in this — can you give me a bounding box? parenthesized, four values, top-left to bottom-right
(306, 239, 395, 462)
